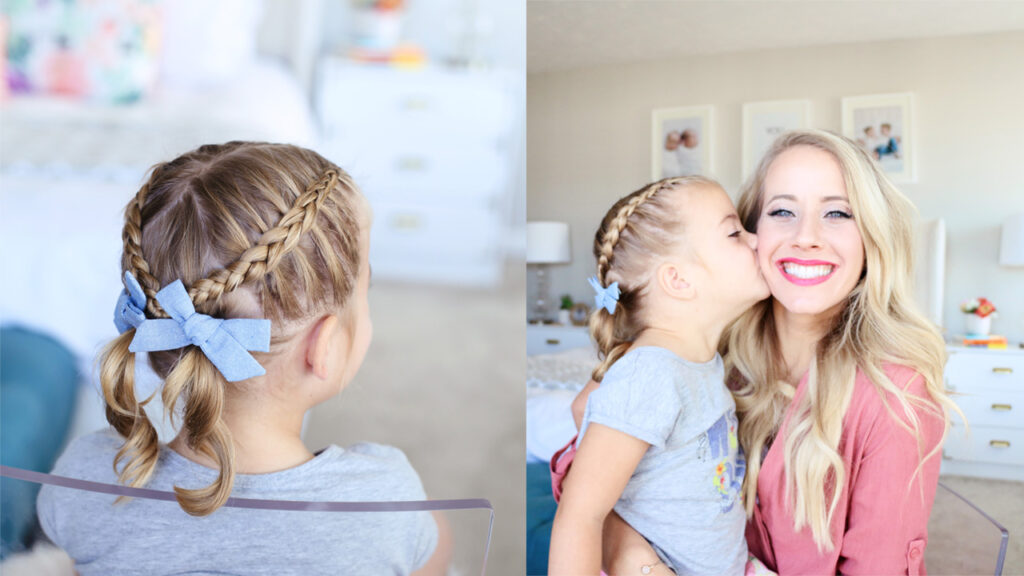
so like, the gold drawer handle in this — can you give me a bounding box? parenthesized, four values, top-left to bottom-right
(992, 367, 1013, 375)
(396, 157, 427, 172)
(389, 213, 422, 230)
(991, 403, 1013, 411)
(990, 440, 1011, 448)
(546, 338, 561, 345)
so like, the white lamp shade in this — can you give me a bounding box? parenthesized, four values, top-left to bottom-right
(527, 221, 571, 264)
(1000, 212, 1024, 266)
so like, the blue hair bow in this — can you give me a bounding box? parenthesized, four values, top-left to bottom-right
(114, 272, 271, 382)
(588, 276, 620, 315)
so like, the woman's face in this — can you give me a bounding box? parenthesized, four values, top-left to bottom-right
(755, 146, 865, 317)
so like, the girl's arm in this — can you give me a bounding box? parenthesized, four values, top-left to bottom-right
(603, 511, 677, 575)
(549, 423, 649, 575)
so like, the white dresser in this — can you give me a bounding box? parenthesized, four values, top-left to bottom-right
(941, 344, 1024, 481)
(315, 59, 517, 286)
(527, 324, 593, 356)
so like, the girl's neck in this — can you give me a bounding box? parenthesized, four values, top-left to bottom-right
(169, 398, 314, 475)
(635, 323, 721, 364)
(771, 299, 833, 385)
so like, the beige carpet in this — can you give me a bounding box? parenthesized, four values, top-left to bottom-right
(304, 261, 526, 575)
(928, 475, 1023, 576)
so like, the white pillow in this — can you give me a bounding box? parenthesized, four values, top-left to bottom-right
(158, 0, 265, 89)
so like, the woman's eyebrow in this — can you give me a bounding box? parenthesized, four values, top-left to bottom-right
(765, 194, 849, 203)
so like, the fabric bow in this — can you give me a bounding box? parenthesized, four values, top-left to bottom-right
(114, 271, 148, 333)
(588, 276, 620, 315)
(126, 280, 271, 382)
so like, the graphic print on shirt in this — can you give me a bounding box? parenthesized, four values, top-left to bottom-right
(708, 409, 745, 512)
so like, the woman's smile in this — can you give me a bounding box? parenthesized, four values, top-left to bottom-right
(777, 258, 837, 286)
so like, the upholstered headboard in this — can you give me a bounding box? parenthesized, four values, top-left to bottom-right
(914, 218, 946, 329)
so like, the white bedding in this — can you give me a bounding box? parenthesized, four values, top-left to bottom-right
(526, 347, 597, 463)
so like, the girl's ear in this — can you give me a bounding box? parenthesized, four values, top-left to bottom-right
(657, 262, 697, 300)
(306, 314, 342, 380)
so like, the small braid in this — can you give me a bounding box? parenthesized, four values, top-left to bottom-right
(123, 178, 168, 318)
(190, 170, 338, 306)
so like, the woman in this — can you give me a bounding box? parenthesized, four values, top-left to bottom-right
(570, 129, 959, 575)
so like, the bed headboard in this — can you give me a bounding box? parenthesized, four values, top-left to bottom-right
(914, 218, 946, 329)
(256, 0, 325, 95)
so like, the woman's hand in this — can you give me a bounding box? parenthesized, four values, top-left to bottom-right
(603, 512, 676, 575)
(572, 379, 600, 430)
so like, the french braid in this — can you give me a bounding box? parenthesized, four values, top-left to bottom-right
(100, 142, 363, 516)
(589, 176, 718, 381)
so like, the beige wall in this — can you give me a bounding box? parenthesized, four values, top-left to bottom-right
(528, 30, 1024, 342)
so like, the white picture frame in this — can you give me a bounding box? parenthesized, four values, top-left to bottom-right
(742, 99, 811, 181)
(651, 105, 713, 181)
(841, 92, 915, 182)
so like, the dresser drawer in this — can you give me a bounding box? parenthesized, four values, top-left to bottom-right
(368, 201, 501, 262)
(946, 349, 1024, 393)
(949, 389, 1024, 429)
(943, 426, 1024, 466)
(527, 326, 593, 356)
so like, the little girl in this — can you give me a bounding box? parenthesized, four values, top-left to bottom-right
(37, 142, 445, 574)
(548, 176, 771, 575)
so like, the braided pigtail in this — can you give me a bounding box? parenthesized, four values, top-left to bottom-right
(589, 176, 718, 382)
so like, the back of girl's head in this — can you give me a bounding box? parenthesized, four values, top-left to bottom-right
(102, 141, 365, 516)
(588, 175, 721, 381)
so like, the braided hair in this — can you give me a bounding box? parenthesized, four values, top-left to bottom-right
(101, 142, 364, 516)
(589, 176, 718, 382)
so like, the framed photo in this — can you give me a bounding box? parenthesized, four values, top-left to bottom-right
(841, 92, 915, 182)
(570, 302, 590, 326)
(742, 99, 811, 181)
(651, 105, 713, 181)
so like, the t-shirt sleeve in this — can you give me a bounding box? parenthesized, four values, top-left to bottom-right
(582, 352, 683, 448)
(352, 443, 439, 570)
(838, 367, 946, 576)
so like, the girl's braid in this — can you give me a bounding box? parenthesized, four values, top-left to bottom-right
(122, 179, 167, 317)
(596, 179, 675, 283)
(190, 170, 339, 306)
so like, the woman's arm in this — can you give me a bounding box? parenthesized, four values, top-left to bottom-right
(549, 423, 649, 575)
(602, 512, 676, 576)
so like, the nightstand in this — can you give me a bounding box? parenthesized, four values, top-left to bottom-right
(941, 344, 1024, 481)
(314, 58, 517, 286)
(527, 324, 593, 356)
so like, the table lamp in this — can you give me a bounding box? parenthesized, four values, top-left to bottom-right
(527, 221, 570, 323)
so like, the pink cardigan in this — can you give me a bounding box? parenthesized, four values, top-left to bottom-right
(746, 363, 945, 575)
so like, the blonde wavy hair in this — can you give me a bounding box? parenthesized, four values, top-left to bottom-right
(588, 176, 720, 382)
(100, 142, 364, 516)
(727, 130, 959, 551)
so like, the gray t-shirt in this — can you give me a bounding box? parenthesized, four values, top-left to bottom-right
(577, 346, 747, 576)
(37, 428, 437, 575)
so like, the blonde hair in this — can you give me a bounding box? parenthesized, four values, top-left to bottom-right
(100, 142, 365, 516)
(727, 130, 959, 550)
(588, 176, 719, 382)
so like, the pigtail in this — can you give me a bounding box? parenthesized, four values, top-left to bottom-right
(160, 347, 236, 516)
(100, 330, 161, 498)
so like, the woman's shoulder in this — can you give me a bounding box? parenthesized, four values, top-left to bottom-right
(847, 362, 944, 438)
(851, 363, 932, 407)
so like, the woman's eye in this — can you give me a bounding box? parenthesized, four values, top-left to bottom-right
(825, 210, 853, 219)
(767, 208, 793, 218)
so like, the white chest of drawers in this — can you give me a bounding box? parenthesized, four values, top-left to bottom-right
(526, 324, 593, 356)
(315, 59, 517, 286)
(941, 345, 1024, 481)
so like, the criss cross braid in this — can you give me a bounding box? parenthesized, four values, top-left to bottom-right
(596, 177, 682, 284)
(123, 169, 340, 317)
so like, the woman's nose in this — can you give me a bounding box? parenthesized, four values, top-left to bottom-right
(794, 215, 822, 248)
